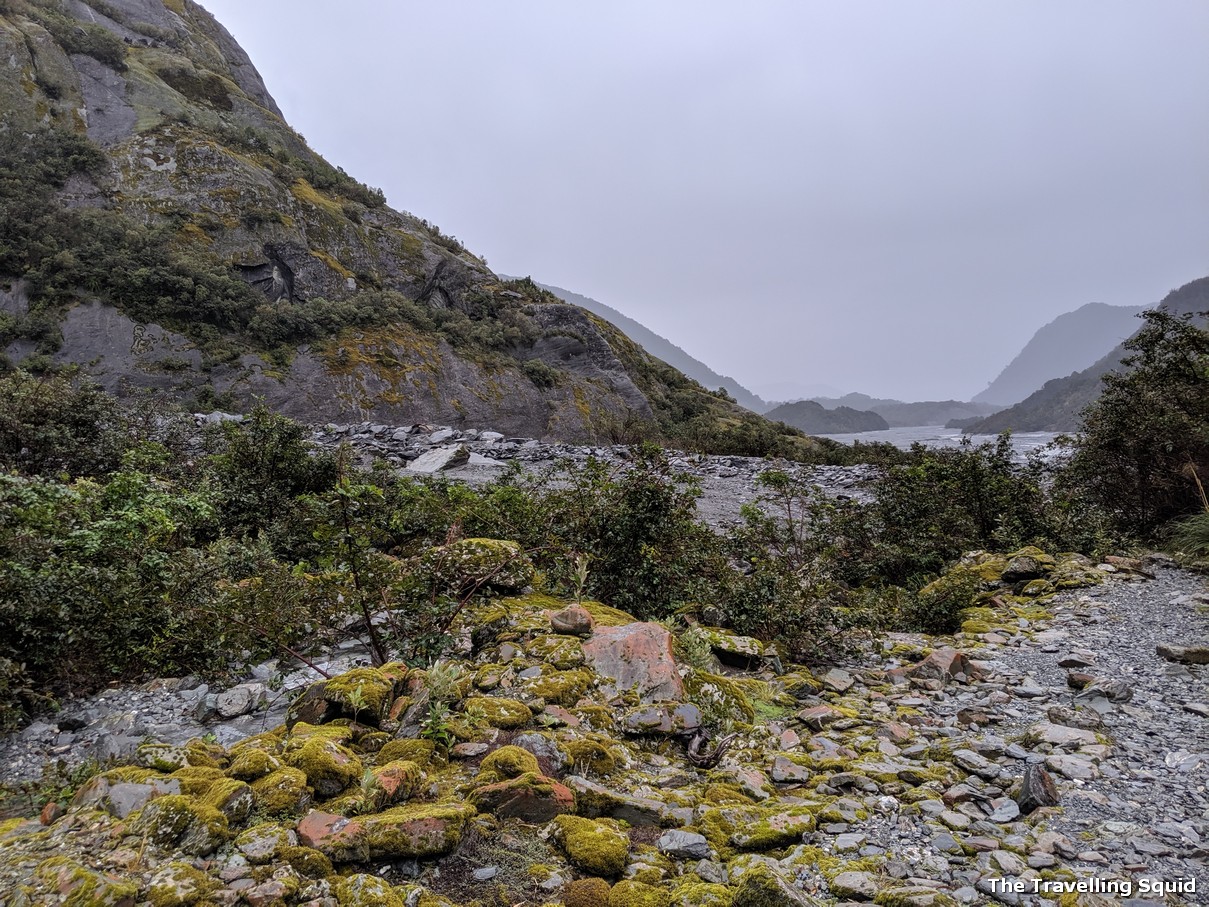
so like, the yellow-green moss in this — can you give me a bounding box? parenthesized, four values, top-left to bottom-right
(200, 777, 253, 823)
(323, 667, 396, 722)
(563, 736, 619, 775)
(280, 844, 333, 879)
(128, 794, 230, 856)
(250, 767, 311, 817)
(525, 636, 586, 670)
(464, 696, 533, 729)
(376, 738, 436, 767)
(683, 669, 756, 725)
(144, 861, 219, 907)
(36, 856, 138, 907)
(608, 880, 671, 907)
(227, 748, 281, 781)
(671, 881, 732, 907)
(554, 815, 629, 876)
(525, 668, 593, 705)
(169, 765, 225, 796)
(478, 745, 540, 781)
(565, 876, 612, 907)
(284, 737, 363, 797)
(335, 873, 405, 907)
(579, 600, 639, 627)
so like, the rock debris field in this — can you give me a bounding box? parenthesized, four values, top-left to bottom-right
(0, 421, 1206, 907)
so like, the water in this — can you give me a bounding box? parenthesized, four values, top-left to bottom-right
(815, 425, 1063, 460)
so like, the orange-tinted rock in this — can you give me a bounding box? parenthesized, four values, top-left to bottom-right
(468, 772, 575, 822)
(889, 647, 983, 684)
(582, 622, 683, 703)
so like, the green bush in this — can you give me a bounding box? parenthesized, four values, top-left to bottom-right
(1062, 309, 1209, 536)
(0, 369, 128, 476)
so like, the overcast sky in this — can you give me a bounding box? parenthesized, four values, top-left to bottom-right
(200, 1, 1208, 402)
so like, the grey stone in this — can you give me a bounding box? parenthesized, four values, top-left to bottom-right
(657, 829, 711, 860)
(406, 445, 471, 473)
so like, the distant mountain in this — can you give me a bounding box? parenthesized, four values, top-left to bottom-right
(810, 393, 1000, 428)
(515, 280, 770, 414)
(764, 400, 889, 434)
(973, 303, 1146, 406)
(964, 277, 1209, 433)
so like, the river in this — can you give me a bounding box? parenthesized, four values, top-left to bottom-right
(815, 425, 1064, 460)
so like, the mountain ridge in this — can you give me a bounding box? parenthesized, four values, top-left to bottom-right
(0, 0, 810, 453)
(972, 302, 1146, 406)
(964, 277, 1209, 433)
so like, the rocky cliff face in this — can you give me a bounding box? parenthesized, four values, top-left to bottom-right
(0, 0, 782, 443)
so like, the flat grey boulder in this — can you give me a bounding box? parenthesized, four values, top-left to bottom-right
(407, 445, 471, 473)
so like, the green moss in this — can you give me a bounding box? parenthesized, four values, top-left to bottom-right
(563, 736, 619, 775)
(275, 844, 331, 878)
(873, 887, 957, 907)
(227, 748, 281, 781)
(323, 667, 397, 722)
(565, 877, 613, 907)
(464, 696, 533, 729)
(682, 669, 755, 726)
(579, 600, 639, 627)
(200, 777, 253, 823)
(35, 857, 139, 907)
(525, 635, 586, 669)
(335, 873, 405, 907)
(250, 767, 311, 818)
(169, 766, 225, 796)
(524, 668, 593, 705)
(671, 881, 732, 907)
(128, 794, 230, 856)
(284, 736, 363, 797)
(376, 738, 436, 767)
(554, 815, 629, 876)
(608, 880, 671, 907)
(144, 861, 219, 907)
(478, 745, 540, 782)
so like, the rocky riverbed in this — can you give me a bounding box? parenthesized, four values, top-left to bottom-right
(1, 527, 1205, 905)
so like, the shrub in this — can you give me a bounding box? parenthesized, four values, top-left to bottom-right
(1062, 309, 1209, 536)
(0, 369, 128, 476)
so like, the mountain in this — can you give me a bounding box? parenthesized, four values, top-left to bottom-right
(809, 394, 1001, 428)
(964, 277, 1209, 433)
(504, 280, 770, 414)
(764, 400, 889, 434)
(0, 0, 810, 451)
(973, 303, 1146, 406)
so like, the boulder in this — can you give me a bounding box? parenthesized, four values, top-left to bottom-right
(731, 864, 817, 906)
(1157, 644, 1209, 665)
(620, 702, 702, 736)
(296, 802, 474, 862)
(583, 622, 684, 704)
(468, 773, 575, 822)
(406, 445, 470, 473)
(552, 815, 629, 876)
(550, 604, 595, 637)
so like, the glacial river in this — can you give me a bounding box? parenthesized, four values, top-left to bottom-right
(815, 425, 1064, 460)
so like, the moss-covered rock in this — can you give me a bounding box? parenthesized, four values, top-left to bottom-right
(35, 857, 138, 907)
(683, 669, 756, 725)
(424, 538, 535, 593)
(144, 861, 219, 907)
(128, 794, 230, 856)
(284, 736, 364, 798)
(731, 864, 813, 906)
(565, 876, 613, 907)
(563, 736, 620, 775)
(469, 771, 576, 822)
(280, 844, 334, 879)
(608, 879, 672, 907)
(296, 801, 475, 862)
(464, 696, 534, 729)
(227, 747, 282, 781)
(671, 881, 733, 907)
(234, 822, 296, 864)
(553, 814, 630, 876)
(321, 667, 399, 724)
(523, 667, 594, 705)
(376, 738, 437, 767)
(478, 745, 541, 782)
(335, 873, 405, 907)
(250, 767, 312, 817)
